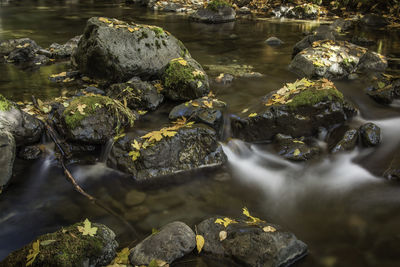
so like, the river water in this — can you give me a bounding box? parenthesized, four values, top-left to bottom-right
(0, 1, 400, 266)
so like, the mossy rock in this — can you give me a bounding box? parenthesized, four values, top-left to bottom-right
(0, 220, 118, 267)
(0, 94, 13, 111)
(207, 0, 231, 11)
(60, 95, 137, 144)
(162, 57, 210, 101)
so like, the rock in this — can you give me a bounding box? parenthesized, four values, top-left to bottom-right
(237, 6, 251, 14)
(0, 220, 118, 267)
(366, 75, 400, 105)
(107, 79, 164, 111)
(197, 216, 307, 266)
(48, 35, 81, 59)
(77, 86, 106, 96)
(169, 96, 227, 134)
(0, 38, 50, 66)
(0, 94, 44, 146)
(162, 2, 182, 12)
(49, 70, 80, 83)
(329, 127, 359, 153)
(360, 14, 389, 28)
(231, 78, 357, 142)
(129, 221, 195, 265)
(56, 95, 137, 144)
(289, 40, 387, 79)
(107, 123, 226, 181)
(204, 64, 262, 78)
(383, 152, 400, 181)
(0, 130, 15, 190)
(18, 145, 43, 160)
(286, 3, 320, 20)
(162, 57, 210, 101)
(189, 1, 236, 23)
(72, 17, 191, 82)
(265, 37, 284, 46)
(330, 18, 355, 32)
(359, 123, 380, 147)
(125, 190, 147, 206)
(232, 0, 251, 7)
(274, 134, 319, 161)
(292, 25, 336, 56)
(215, 73, 234, 84)
(0, 38, 39, 56)
(351, 36, 376, 47)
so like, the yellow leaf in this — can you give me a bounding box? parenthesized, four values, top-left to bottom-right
(26, 240, 40, 266)
(196, 235, 205, 253)
(293, 148, 301, 156)
(243, 207, 265, 224)
(162, 130, 177, 137)
(114, 132, 125, 142)
(219, 231, 227, 241)
(99, 17, 111, 23)
(293, 140, 304, 144)
(263, 226, 277, 232)
(215, 217, 237, 227)
(241, 108, 249, 113)
(128, 150, 140, 161)
(248, 113, 257, 118)
(142, 131, 163, 142)
(203, 100, 213, 108)
(138, 110, 147, 115)
(77, 104, 87, 115)
(110, 247, 130, 265)
(132, 140, 141, 150)
(62, 102, 70, 108)
(191, 102, 200, 107)
(192, 69, 204, 77)
(50, 71, 66, 78)
(127, 27, 134, 32)
(77, 218, 98, 237)
(177, 58, 187, 66)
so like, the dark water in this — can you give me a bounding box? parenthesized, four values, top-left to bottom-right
(1, 1, 400, 266)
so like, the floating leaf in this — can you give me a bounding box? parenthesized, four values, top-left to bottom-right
(196, 235, 205, 253)
(263, 226, 277, 233)
(77, 218, 98, 237)
(248, 113, 257, 118)
(215, 217, 237, 227)
(26, 240, 40, 266)
(219, 231, 227, 241)
(293, 149, 301, 156)
(243, 207, 265, 224)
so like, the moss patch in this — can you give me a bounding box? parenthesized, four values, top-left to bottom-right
(0, 94, 13, 111)
(207, 0, 231, 11)
(151, 26, 164, 37)
(287, 87, 343, 109)
(163, 58, 205, 90)
(63, 95, 136, 130)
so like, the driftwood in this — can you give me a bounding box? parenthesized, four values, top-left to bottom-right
(31, 95, 139, 239)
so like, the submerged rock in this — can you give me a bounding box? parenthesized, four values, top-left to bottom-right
(0, 220, 118, 267)
(169, 96, 227, 134)
(107, 78, 164, 111)
(162, 57, 210, 101)
(189, 1, 236, 23)
(129, 221, 195, 265)
(0, 130, 15, 190)
(197, 215, 307, 266)
(204, 64, 262, 78)
(359, 123, 380, 147)
(107, 122, 226, 181)
(366, 75, 400, 105)
(289, 40, 387, 79)
(274, 134, 320, 161)
(360, 14, 389, 28)
(231, 78, 357, 142)
(48, 35, 81, 59)
(72, 17, 190, 82)
(0, 94, 44, 146)
(265, 36, 284, 46)
(56, 95, 137, 144)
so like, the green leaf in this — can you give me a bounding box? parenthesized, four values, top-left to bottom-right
(377, 81, 386, 89)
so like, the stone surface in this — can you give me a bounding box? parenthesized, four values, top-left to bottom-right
(0, 130, 15, 190)
(129, 221, 195, 265)
(330, 127, 359, 153)
(189, 5, 236, 24)
(265, 36, 284, 46)
(72, 17, 191, 82)
(360, 14, 389, 28)
(274, 134, 320, 161)
(18, 145, 43, 160)
(366, 76, 400, 105)
(359, 123, 380, 147)
(48, 35, 82, 58)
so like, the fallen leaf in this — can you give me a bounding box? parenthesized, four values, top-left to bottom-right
(128, 150, 140, 161)
(110, 247, 130, 265)
(77, 218, 98, 237)
(293, 148, 301, 156)
(219, 231, 227, 241)
(26, 240, 40, 266)
(77, 104, 87, 115)
(99, 17, 111, 23)
(132, 140, 141, 150)
(248, 113, 257, 118)
(263, 226, 277, 232)
(243, 207, 265, 224)
(196, 234, 205, 253)
(203, 100, 213, 108)
(215, 217, 237, 227)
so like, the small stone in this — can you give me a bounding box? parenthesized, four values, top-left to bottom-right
(265, 37, 284, 46)
(359, 123, 381, 147)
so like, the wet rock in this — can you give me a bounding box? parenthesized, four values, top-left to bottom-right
(169, 96, 226, 131)
(48, 35, 81, 59)
(0, 38, 39, 57)
(0, 94, 44, 146)
(0, 130, 15, 190)
(107, 123, 226, 181)
(56, 95, 137, 144)
(360, 14, 389, 28)
(49, 70, 80, 83)
(274, 134, 320, 161)
(292, 25, 336, 56)
(129, 221, 195, 265)
(162, 57, 210, 101)
(125, 190, 147, 206)
(330, 128, 359, 153)
(232, 0, 251, 7)
(231, 78, 357, 142)
(265, 36, 284, 46)
(204, 64, 262, 78)
(237, 6, 251, 14)
(359, 123, 380, 147)
(351, 36, 376, 47)
(18, 145, 43, 160)
(77, 86, 106, 96)
(273, 4, 321, 20)
(366, 75, 400, 105)
(72, 17, 191, 82)
(289, 40, 387, 79)
(189, 1, 236, 23)
(0, 220, 118, 267)
(197, 216, 307, 266)
(330, 18, 356, 32)
(107, 78, 164, 111)
(215, 73, 234, 84)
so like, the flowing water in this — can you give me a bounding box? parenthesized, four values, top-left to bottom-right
(1, 1, 400, 266)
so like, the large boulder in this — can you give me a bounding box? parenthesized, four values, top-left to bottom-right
(107, 121, 226, 181)
(0, 130, 15, 191)
(366, 75, 400, 105)
(129, 221, 195, 265)
(0, 220, 118, 267)
(197, 215, 307, 266)
(189, 1, 236, 23)
(231, 78, 357, 142)
(56, 95, 137, 144)
(0, 94, 44, 146)
(48, 35, 82, 59)
(289, 40, 387, 79)
(72, 17, 191, 82)
(162, 57, 209, 101)
(106, 78, 164, 111)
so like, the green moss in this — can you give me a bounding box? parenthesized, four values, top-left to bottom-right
(0, 94, 13, 111)
(151, 27, 164, 37)
(287, 87, 344, 109)
(63, 95, 135, 130)
(163, 58, 204, 90)
(207, 0, 231, 11)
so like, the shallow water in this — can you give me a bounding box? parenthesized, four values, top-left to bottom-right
(1, 1, 400, 266)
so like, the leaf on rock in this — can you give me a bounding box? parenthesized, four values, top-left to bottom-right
(26, 240, 40, 266)
(219, 230, 227, 241)
(132, 140, 141, 150)
(243, 207, 265, 224)
(128, 150, 140, 161)
(377, 81, 386, 89)
(293, 148, 301, 156)
(215, 217, 237, 227)
(142, 131, 163, 142)
(248, 113, 257, 118)
(110, 247, 130, 265)
(138, 110, 147, 115)
(50, 71, 66, 78)
(77, 218, 98, 237)
(196, 234, 205, 253)
(77, 104, 87, 115)
(99, 17, 111, 23)
(263, 226, 277, 233)
(203, 100, 213, 108)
